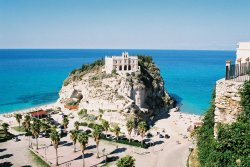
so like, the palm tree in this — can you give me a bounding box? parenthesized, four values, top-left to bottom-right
(78, 132, 89, 167)
(22, 115, 31, 132)
(138, 121, 147, 145)
(1, 123, 9, 136)
(126, 119, 134, 142)
(92, 125, 102, 158)
(50, 129, 60, 166)
(25, 131, 33, 148)
(74, 121, 80, 130)
(102, 120, 109, 137)
(41, 122, 50, 133)
(15, 113, 22, 127)
(113, 124, 120, 141)
(31, 118, 41, 150)
(62, 116, 69, 129)
(70, 130, 79, 152)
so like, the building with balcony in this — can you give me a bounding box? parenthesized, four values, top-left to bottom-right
(225, 42, 250, 81)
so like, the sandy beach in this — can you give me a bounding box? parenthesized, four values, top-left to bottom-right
(0, 102, 201, 167)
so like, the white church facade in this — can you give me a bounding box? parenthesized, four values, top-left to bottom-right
(104, 52, 140, 74)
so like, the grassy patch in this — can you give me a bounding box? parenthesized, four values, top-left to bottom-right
(101, 134, 149, 149)
(12, 126, 26, 132)
(29, 150, 50, 167)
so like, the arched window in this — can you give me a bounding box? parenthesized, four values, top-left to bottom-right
(119, 65, 122, 71)
(124, 65, 127, 70)
(128, 65, 131, 70)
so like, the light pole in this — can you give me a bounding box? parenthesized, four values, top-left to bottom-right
(102, 148, 106, 163)
(43, 146, 48, 160)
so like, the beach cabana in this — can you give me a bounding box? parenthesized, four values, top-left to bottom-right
(30, 110, 48, 118)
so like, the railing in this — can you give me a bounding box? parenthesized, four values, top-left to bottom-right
(225, 59, 250, 81)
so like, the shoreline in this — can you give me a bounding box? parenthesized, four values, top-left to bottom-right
(0, 101, 202, 117)
(0, 102, 60, 118)
(0, 101, 202, 126)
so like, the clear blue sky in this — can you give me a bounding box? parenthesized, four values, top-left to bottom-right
(0, 0, 250, 50)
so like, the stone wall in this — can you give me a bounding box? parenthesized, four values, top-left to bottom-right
(214, 78, 244, 138)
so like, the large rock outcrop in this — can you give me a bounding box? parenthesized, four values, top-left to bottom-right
(57, 56, 174, 122)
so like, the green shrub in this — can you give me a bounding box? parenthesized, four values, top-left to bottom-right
(88, 122, 95, 129)
(116, 155, 135, 167)
(80, 122, 88, 126)
(100, 134, 149, 148)
(197, 82, 250, 167)
(78, 109, 87, 117)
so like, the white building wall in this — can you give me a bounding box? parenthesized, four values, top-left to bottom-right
(236, 42, 250, 63)
(105, 57, 114, 74)
(104, 52, 140, 74)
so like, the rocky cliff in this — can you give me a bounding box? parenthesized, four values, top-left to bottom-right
(57, 56, 174, 122)
(214, 78, 244, 138)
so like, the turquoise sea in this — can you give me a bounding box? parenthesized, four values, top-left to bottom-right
(0, 49, 235, 115)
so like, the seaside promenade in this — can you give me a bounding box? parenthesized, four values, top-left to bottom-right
(0, 105, 200, 167)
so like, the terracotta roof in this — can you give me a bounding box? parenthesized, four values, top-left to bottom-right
(30, 110, 48, 117)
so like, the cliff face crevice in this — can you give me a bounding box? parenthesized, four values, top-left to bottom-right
(57, 56, 174, 121)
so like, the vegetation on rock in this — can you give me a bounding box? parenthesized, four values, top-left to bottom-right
(197, 81, 250, 167)
(64, 59, 104, 86)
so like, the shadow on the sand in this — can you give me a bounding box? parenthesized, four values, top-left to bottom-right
(0, 154, 13, 160)
(74, 153, 93, 160)
(0, 162, 13, 167)
(109, 147, 127, 155)
(91, 156, 119, 167)
(151, 93, 183, 125)
(59, 141, 68, 145)
(154, 140, 164, 146)
(0, 148, 7, 152)
(86, 145, 96, 150)
(151, 111, 171, 126)
(63, 142, 73, 147)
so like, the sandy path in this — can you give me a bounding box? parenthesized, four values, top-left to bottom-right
(156, 141, 191, 167)
(0, 136, 38, 167)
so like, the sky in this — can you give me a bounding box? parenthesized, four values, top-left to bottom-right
(0, 0, 250, 50)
